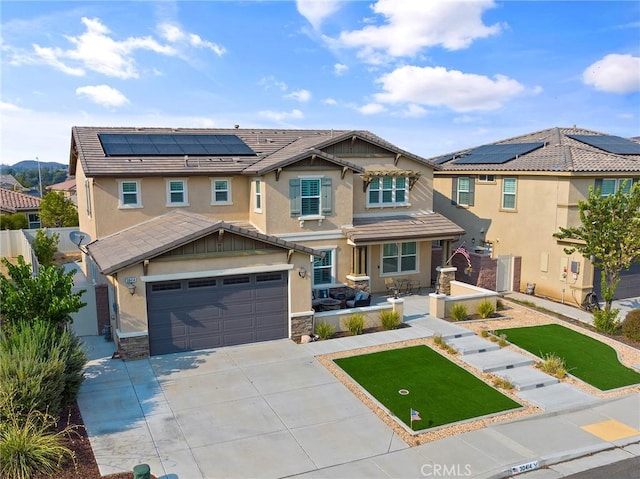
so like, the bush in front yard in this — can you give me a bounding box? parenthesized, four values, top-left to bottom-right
(477, 300, 496, 319)
(0, 406, 76, 479)
(343, 313, 365, 335)
(315, 321, 335, 340)
(592, 308, 621, 335)
(449, 303, 468, 321)
(621, 309, 640, 342)
(379, 310, 401, 330)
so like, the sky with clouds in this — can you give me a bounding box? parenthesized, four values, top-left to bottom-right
(1, 0, 639, 165)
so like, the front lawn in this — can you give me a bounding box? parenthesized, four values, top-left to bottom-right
(334, 345, 521, 430)
(496, 324, 640, 390)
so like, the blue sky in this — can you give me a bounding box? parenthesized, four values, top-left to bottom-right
(1, 0, 639, 165)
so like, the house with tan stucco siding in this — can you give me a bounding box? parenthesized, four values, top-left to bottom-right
(430, 127, 640, 307)
(69, 127, 464, 359)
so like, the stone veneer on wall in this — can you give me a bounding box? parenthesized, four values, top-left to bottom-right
(117, 333, 149, 361)
(291, 312, 313, 343)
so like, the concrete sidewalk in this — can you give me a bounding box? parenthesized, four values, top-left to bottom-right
(78, 294, 639, 478)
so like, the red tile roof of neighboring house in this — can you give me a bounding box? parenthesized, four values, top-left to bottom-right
(0, 187, 41, 213)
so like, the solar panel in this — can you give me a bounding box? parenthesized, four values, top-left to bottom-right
(567, 135, 640, 155)
(98, 133, 257, 156)
(453, 142, 544, 165)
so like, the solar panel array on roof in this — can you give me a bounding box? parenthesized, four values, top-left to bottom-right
(98, 133, 257, 157)
(566, 135, 640, 155)
(453, 142, 545, 165)
(434, 155, 456, 165)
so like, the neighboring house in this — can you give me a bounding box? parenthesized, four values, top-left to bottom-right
(47, 178, 77, 205)
(0, 174, 26, 191)
(69, 126, 464, 358)
(431, 127, 640, 305)
(0, 187, 42, 228)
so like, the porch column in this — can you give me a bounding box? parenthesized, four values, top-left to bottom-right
(436, 266, 457, 295)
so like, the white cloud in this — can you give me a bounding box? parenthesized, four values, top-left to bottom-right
(0, 101, 27, 112)
(157, 23, 226, 55)
(401, 104, 427, 117)
(358, 102, 387, 115)
(333, 0, 502, 61)
(334, 63, 349, 76)
(76, 85, 130, 107)
(374, 65, 525, 112)
(296, 0, 342, 30)
(323, 97, 337, 105)
(259, 76, 288, 91)
(258, 109, 304, 122)
(285, 89, 312, 102)
(157, 23, 185, 42)
(582, 54, 640, 94)
(188, 33, 226, 56)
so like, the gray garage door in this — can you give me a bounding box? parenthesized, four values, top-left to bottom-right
(147, 272, 288, 355)
(593, 263, 640, 300)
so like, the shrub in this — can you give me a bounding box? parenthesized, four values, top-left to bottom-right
(449, 303, 468, 321)
(0, 213, 28, 230)
(480, 329, 490, 338)
(621, 309, 640, 342)
(31, 229, 59, 267)
(343, 313, 365, 335)
(315, 321, 335, 340)
(536, 353, 567, 379)
(432, 334, 457, 354)
(0, 407, 76, 479)
(0, 321, 86, 421)
(379, 310, 401, 330)
(496, 299, 505, 311)
(497, 334, 508, 347)
(592, 308, 621, 335)
(491, 376, 514, 390)
(477, 300, 496, 319)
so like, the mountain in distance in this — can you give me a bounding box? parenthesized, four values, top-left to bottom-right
(1, 160, 68, 172)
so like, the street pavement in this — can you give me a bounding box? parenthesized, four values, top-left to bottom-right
(78, 293, 639, 478)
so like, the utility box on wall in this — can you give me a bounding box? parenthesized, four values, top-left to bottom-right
(570, 261, 580, 274)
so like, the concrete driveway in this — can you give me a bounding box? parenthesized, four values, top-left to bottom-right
(78, 337, 408, 478)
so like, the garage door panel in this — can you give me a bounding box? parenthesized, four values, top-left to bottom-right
(148, 272, 288, 355)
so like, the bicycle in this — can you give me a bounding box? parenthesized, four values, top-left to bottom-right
(581, 291, 601, 312)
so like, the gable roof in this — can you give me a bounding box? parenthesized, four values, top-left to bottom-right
(430, 127, 640, 173)
(47, 178, 76, 192)
(86, 210, 325, 275)
(0, 174, 26, 191)
(0, 187, 41, 213)
(69, 127, 431, 177)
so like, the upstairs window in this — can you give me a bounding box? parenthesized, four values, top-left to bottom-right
(451, 176, 474, 206)
(118, 180, 141, 208)
(254, 179, 262, 212)
(502, 177, 517, 210)
(595, 178, 635, 197)
(166, 179, 188, 206)
(289, 177, 332, 217)
(211, 179, 232, 205)
(367, 176, 407, 206)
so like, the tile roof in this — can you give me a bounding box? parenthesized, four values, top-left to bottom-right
(86, 210, 325, 275)
(47, 178, 76, 192)
(70, 127, 430, 177)
(343, 213, 465, 244)
(0, 174, 26, 190)
(430, 127, 640, 173)
(0, 187, 41, 213)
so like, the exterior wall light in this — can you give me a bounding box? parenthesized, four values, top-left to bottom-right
(127, 283, 137, 295)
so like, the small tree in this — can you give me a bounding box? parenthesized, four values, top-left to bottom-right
(553, 181, 640, 312)
(39, 191, 78, 227)
(31, 229, 59, 267)
(0, 256, 86, 333)
(0, 213, 28, 230)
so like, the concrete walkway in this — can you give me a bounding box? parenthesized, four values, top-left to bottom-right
(78, 293, 639, 479)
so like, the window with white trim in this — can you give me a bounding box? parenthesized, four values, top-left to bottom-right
(478, 174, 495, 183)
(502, 177, 517, 210)
(211, 179, 232, 205)
(254, 179, 262, 212)
(596, 178, 635, 197)
(382, 241, 417, 274)
(289, 177, 332, 218)
(84, 179, 92, 217)
(451, 176, 474, 206)
(118, 180, 141, 208)
(313, 249, 335, 285)
(166, 179, 188, 206)
(457, 177, 471, 205)
(367, 176, 407, 206)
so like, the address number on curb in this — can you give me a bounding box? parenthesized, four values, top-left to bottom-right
(510, 461, 539, 474)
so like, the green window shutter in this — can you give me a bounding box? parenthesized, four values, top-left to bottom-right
(321, 178, 332, 214)
(468, 177, 475, 206)
(289, 178, 301, 216)
(451, 178, 458, 205)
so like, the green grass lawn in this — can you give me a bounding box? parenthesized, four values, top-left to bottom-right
(496, 324, 640, 391)
(334, 345, 521, 430)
